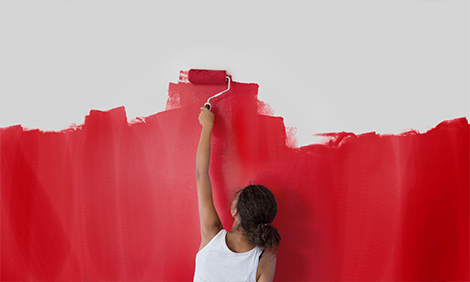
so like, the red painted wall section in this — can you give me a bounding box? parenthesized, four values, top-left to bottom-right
(1, 71, 469, 281)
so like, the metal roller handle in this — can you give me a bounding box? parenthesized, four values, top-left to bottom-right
(204, 76, 231, 111)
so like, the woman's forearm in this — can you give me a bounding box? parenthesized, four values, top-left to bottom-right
(196, 126, 212, 176)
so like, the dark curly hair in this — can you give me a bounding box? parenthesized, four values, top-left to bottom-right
(235, 184, 281, 252)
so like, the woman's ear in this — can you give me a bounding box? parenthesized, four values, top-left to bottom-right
(231, 201, 238, 217)
(231, 194, 238, 217)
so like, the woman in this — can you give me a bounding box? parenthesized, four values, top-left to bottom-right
(194, 107, 281, 282)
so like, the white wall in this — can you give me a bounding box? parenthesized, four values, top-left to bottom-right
(1, 0, 468, 147)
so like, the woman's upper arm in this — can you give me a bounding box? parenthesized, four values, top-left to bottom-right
(196, 172, 223, 250)
(257, 250, 277, 282)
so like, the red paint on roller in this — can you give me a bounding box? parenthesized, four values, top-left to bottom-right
(188, 69, 227, 84)
(1, 71, 468, 281)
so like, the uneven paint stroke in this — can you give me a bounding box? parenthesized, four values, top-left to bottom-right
(1, 71, 468, 281)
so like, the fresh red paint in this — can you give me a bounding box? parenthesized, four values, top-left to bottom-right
(1, 71, 468, 281)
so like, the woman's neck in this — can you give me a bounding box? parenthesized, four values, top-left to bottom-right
(226, 223, 256, 253)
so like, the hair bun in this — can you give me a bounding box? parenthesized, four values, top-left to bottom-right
(251, 222, 280, 251)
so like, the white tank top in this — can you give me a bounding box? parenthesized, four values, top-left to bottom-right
(194, 229, 263, 282)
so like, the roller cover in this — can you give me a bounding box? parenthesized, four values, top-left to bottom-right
(188, 69, 227, 84)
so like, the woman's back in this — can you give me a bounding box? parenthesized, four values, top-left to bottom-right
(194, 229, 263, 282)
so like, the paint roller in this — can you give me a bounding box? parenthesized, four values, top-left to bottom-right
(188, 69, 231, 110)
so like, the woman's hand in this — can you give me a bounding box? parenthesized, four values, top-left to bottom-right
(198, 107, 214, 130)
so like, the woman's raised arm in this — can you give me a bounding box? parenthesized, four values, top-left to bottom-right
(196, 107, 223, 251)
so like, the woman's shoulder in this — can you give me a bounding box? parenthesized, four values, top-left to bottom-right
(260, 249, 276, 261)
